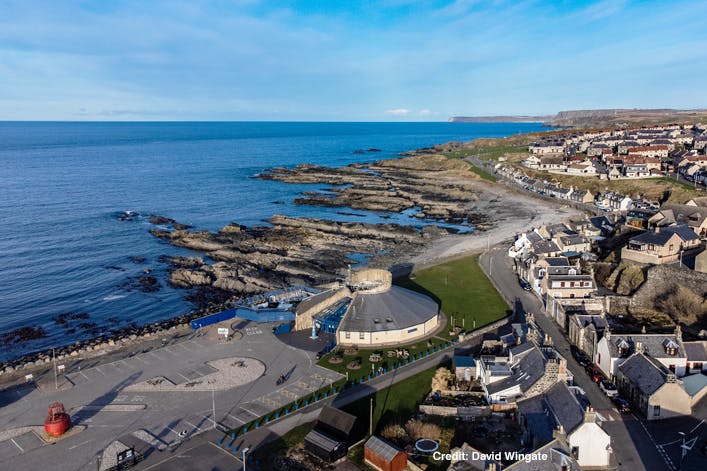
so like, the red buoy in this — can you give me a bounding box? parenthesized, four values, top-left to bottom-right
(44, 402, 71, 437)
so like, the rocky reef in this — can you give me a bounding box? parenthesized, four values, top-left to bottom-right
(258, 153, 489, 225)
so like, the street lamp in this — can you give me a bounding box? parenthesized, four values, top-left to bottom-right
(241, 447, 250, 471)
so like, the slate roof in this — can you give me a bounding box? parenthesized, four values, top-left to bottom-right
(617, 353, 668, 396)
(454, 355, 476, 368)
(663, 224, 701, 242)
(682, 374, 707, 398)
(629, 229, 680, 247)
(683, 341, 707, 362)
(606, 333, 685, 359)
(364, 436, 404, 461)
(504, 439, 580, 471)
(338, 285, 438, 333)
(317, 406, 357, 439)
(543, 256, 570, 267)
(517, 382, 585, 444)
(486, 344, 546, 395)
(572, 314, 608, 330)
(532, 240, 560, 255)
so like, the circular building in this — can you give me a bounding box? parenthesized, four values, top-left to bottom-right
(335, 269, 439, 347)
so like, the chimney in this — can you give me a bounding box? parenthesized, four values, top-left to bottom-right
(675, 324, 683, 341)
(655, 226, 660, 233)
(584, 406, 597, 424)
(553, 425, 566, 441)
(636, 341, 644, 354)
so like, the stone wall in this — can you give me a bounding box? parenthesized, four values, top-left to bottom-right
(632, 264, 707, 307)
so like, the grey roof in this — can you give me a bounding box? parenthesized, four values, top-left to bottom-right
(338, 285, 438, 333)
(487, 344, 546, 395)
(317, 406, 356, 438)
(606, 333, 685, 359)
(663, 224, 701, 242)
(683, 374, 707, 397)
(572, 314, 608, 330)
(629, 229, 680, 247)
(532, 240, 560, 255)
(454, 355, 476, 368)
(517, 382, 584, 444)
(364, 436, 404, 461)
(559, 234, 588, 245)
(683, 341, 707, 362)
(305, 429, 344, 452)
(544, 256, 570, 267)
(617, 353, 668, 396)
(526, 232, 543, 243)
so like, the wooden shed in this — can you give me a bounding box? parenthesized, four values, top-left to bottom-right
(364, 436, 407, 471)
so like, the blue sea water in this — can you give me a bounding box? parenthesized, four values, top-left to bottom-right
(0, 121, 543, 359)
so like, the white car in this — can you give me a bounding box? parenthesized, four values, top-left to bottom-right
(600, 380, 618, 398)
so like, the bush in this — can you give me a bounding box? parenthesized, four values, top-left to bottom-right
(381, 423, 406, 442)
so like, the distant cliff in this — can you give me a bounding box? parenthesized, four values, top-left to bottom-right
(450, 109, 707, 128)
(449, 115, 549, 123)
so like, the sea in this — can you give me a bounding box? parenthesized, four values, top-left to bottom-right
(0, 121, 543, 360)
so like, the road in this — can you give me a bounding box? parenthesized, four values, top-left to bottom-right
(479, 246, 704, 471)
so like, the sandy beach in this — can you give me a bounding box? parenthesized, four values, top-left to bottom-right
(408, 180, 584, 268)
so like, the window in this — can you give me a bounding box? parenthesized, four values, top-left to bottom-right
(560, 282, 565, 287)
(359, 332, 365, 340)
(407, 328, 418, 333)
(653, 405, 661, 417)
(345, 332, 351, 339)
(571, 446, 579, 458)
(669, 244, 674, 251)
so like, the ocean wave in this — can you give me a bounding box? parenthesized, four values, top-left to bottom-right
(103, 294, 127, 301)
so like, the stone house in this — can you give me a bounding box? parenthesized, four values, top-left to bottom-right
(568, 313, 607, 362)
(621, 225, 702, 264)
(594, 327, 687, 379)
(568, 189, 594, 204)
(529, 141, 565, 155)
(626, 145, 669, 158)
(554, 233, 591, 254)
(650, 204, 707, 238)
(517, 384, 612, 470)
(479, 343, 569, 405)
(615, 352, 692, 420)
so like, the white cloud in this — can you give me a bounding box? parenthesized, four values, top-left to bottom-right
(385, 108, 410, 116)
(418, 108, 433, 115)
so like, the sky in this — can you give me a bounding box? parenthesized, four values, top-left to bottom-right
(1, 0, 706, 121)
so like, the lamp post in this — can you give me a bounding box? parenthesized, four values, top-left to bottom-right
(52, 348, 58, 390)
(241, 447, 250, 471)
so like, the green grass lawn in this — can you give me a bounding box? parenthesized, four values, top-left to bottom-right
(397, 254, 510, 339)
(467, 163, 497, 182)
(250, 422, 314, 469)
(317, 336, 446, 383)
(342, 364, 440, 434)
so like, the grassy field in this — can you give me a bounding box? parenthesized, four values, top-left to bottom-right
(397, 254, 510, 338)
(250, 422, 315, 469)
(467, 162, 497, 182)
(342, 364, 440, 434)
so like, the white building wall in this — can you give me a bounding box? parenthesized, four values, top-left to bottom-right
(568, 422, 611, 468)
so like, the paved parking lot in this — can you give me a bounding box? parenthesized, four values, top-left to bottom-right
(0, 320, 342, 471)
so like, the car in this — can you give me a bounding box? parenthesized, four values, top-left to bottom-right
(586, 365, 604, 383)
(571, 346, 591, 367)
(612, 397, 631, 414)
(518, 279, 532, 291)
(600, 380, 618, 397)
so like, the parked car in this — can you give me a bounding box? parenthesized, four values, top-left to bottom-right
(570, 346, 589, 366)
(518, 278, 532, 291)
(600, 380, 619, 397)
(586, 365, 604, 383)
(613, 397, 631, 414)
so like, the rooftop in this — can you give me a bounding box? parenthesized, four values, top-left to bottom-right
(338, 285, 438, 333)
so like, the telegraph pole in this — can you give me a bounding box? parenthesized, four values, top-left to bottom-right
(369, 397, 373, 436)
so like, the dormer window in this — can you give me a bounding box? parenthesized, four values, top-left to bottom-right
(663, 339, 679, 356)
(568, 268, 577, 275)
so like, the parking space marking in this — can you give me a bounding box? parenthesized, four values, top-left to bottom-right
(228, 413, 245, 424)
(184, 420, 201, 431)
(147, 351, 166, 361)
(10, 438, 24, 453)
(78, 370, 90, 381)
(134, 355, 149, 365)
(239, 406, 261, 418)
(94, 366, 106, 376)
(176, 372, 191, 382)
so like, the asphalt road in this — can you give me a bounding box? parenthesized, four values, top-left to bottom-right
(479, 246, 707, 471)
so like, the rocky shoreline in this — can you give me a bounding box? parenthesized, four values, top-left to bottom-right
(0, 147, 505, 377)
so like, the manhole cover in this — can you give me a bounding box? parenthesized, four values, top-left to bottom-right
(415, 438, 439, 453)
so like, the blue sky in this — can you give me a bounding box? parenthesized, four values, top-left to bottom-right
(1, 0, 706, 121)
